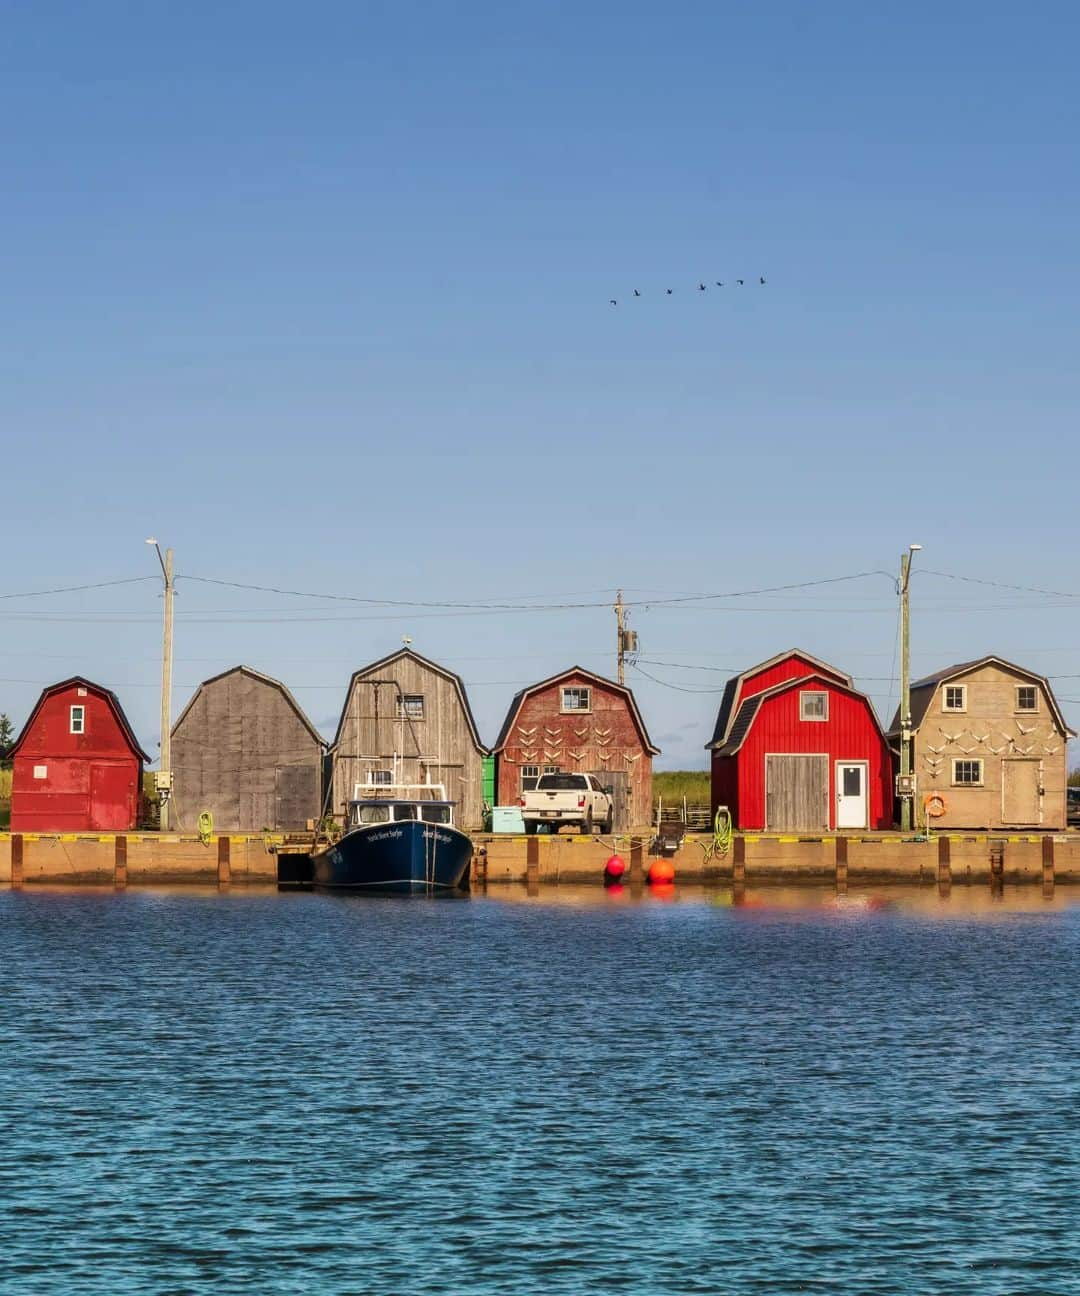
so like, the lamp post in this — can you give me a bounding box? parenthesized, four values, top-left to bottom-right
(146, 538, 175, 830)
(899, 543, 922, 831)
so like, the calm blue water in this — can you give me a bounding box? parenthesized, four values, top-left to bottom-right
(1, 887, 1077, 1295)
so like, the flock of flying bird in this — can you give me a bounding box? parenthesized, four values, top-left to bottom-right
(609, 277, 766, 306)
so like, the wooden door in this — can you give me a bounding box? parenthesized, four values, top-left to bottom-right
(89, 762, 135, 831)
(275, 763, 319, 830)
(1002, 760, 1040, 825)
(588, 770, 629, 829)
(765, 755, 829, 831)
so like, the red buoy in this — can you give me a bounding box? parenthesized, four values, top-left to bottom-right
(604, 854, 626, 880)
(647, 859, 676, 885)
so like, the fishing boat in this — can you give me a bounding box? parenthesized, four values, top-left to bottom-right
(311, 779, 474, 895)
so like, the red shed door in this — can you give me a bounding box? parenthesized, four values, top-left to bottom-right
(89, 763, 135, 830)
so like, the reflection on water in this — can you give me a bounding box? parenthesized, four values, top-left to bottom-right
(1, 886, 1077, 1294)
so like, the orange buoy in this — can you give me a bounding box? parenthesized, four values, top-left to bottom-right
(647, 859, 675, 885)
(604, 854, 626, 880)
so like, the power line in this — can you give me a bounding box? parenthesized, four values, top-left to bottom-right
(0, 576, 159, 601)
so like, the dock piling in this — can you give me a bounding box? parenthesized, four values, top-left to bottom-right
(834, 836, 848, 894)
(114, 835, 127, 889)
(937, 835, 951, 894)
(1041, 834, 1055, 897)
(11, 834, 23, 888)
(217, 836, 231, 887)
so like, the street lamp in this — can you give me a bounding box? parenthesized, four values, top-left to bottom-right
(147, 538, 175, 830)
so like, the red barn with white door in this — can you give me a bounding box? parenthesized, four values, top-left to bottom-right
(708, 650, 892, 832)
(9, 678, 149, 832)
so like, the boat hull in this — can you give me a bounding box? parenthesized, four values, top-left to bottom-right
(312, 820, 473, 895)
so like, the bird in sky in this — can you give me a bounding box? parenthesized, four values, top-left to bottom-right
(634, 289, 641, 296)
(736, 279, 744, 285)
(666, 288, 673, 294)
(759, 276, 766, 284)
(715, 281, 724, 287)
(609, 299, 617, 306)
(698, 282, 706, 291)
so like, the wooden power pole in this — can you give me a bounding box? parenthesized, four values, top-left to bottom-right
(614, 589, 637, 686)
(148, 540, 175, 830)
(898, 544, 922, 832)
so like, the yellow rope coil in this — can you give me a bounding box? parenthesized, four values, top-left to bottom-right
(198, 811, 214, 846)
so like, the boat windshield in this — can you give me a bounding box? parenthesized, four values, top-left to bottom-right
(390, 803, 417, 821)
(355, 804, 391, 825)
(420, 804, 452, 824)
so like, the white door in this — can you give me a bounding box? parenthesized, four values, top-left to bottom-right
(836, 761, 868, 829)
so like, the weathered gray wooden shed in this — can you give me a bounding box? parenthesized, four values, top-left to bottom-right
(329, 648, 487, 830)
(171, 665, 325, 832)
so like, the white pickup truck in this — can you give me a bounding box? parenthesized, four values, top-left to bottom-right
(519, 772, 614, 835)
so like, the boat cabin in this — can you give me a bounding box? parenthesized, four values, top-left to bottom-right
(348, 799, 454, 828)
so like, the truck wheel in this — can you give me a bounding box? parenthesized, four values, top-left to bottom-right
(602, 814, 613, 835)
(583, 809, 594, 835)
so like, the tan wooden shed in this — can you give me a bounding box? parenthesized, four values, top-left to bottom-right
(888, 656, 1075, 830)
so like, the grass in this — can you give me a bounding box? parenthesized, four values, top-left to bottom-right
(653, 769, 710, 807)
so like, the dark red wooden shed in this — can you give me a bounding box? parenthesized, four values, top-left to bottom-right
(708, 650, 892, 832)
(493, 666, 659, 829)
(9, 677, 149, 832)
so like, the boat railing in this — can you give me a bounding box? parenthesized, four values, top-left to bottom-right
(352, 781, 449, 801)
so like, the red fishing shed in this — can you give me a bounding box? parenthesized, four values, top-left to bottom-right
(8, 677, 149, 832)
(493, 666, 659, 829)
(708, 650, 893, 832)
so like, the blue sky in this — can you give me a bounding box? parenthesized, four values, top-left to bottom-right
(3, 2, 1080, 766)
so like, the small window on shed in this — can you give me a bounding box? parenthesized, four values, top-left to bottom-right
(520, 764, 540, 791)
(943, 685, 967, 712)
(33, 765, 47, 780)
(952, 758, 983, 786)
(561, 686, 592, 713)
(369, 769, 393, 786)
(396, 694, 425, 721)
(1015, 686, 1038, 712)
(70, 705, 85, 734)
(799, 691, 828, 722)
(543, 764, 560, 775)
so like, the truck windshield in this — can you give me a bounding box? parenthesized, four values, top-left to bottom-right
(536, 774, 588, 791)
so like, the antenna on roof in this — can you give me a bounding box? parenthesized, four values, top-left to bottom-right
(402, 635, 413, 648)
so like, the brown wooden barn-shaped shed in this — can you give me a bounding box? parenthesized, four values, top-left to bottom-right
(492, 667, 659, 829)
(887, 655, 1075, 830)
(329, 648, 487, 830)
(9, 677, 149, 832)
(171, 666, 326, 832)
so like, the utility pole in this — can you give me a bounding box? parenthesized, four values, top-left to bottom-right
(615, 589, 626, 685)
(899, 543, 922, 832)
(147, 539, 175, 830)
(614, 589, 638, 686)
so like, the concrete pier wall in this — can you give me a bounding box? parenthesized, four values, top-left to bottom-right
(1, 831, 1077, 887)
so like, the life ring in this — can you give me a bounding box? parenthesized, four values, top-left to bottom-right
(924, 793, 947, 819)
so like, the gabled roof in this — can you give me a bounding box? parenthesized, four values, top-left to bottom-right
(8, 676, 151, 762)
(331, 648, 487, 754)
(711, 672, 885, 756)
(886, 655, 1076, 738)
(171, 665, 325, 748)
(708, 649, 853, 748)
(492, 665, 659, 755)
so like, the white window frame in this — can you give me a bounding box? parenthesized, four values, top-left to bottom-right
(1015, 685, 1038, 713)
(951, 758, 984, 787)
(560, 686, 592, 714)
(520, 764, 540, 791)
(799, 690, 829, 722)
(543, 764, 560, 775)
(942, 684, 967, 713)
(369, 769, 393, 786)
(70, 705, 85, 735)
(396, 694, 425, 721)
